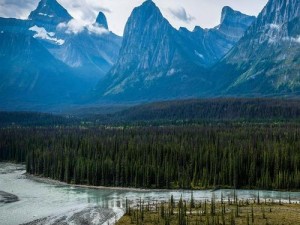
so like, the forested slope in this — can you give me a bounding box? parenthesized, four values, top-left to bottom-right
(2, 98, 300, 126)
(1, 98, 300, 190)
(106, 98, 300, 123)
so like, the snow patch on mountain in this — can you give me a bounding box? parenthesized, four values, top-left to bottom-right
(194, 50, 204, 59)
(57, 19, 109, 35)
(167, 68, 176, 76)
(38, 13, 54, 18)
(269, 23, 281, 30)
(29, 25, 64, 45)
(284, 36, 300, 44)
(291, 36, 300, 43)
(266, 23, 283, 44)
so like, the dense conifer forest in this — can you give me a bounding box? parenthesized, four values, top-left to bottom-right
(112, 98, 300, 123)
(1, 123, 300, 190)
(0, 111, 78, 127)
(1, 99, 300, 190)
(2, 98, 300, 127)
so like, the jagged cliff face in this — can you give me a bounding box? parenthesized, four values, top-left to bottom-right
(26, 1, 121, 80)
(95, 1, 254, 101)
(217, 6, 256, 46)
(28, 0, 72, 26)
(257, 0, 299, 27)
(95, 12, 108, 29)
(215, 0, 300, 95)
(118, 1, 176, 71)
(239, 0, 300, 50)
(96, 0, 206, 100)
(179, 7, 255, 67)
(48, 12, 121, 81)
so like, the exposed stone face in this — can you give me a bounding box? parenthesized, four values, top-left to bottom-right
(95, 12, 109, 30)
(219, 6, 256, 43)
(214, 0, 300, 95)
(180, 6, 255, 67)
(95, 2, 255, 101)
(28, 0, 72, 25)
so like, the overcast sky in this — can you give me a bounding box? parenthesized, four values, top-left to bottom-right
(0, 0, 268, 36)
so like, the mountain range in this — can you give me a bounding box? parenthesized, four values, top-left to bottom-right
(0, 0, 299, 111)
(93, 1, 255, 101)
(0, 0, 121, 110)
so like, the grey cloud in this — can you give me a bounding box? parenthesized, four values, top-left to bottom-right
(71, 2, 81, 8)
(58, 0, 111, 23)
(169, 7, 195, 23)
(70, 2, 110, 12)
(97, 7, 111, 14)
(1, 0, 36, 6)
(0, 0, 38, 18)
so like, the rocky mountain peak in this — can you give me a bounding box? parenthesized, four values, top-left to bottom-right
(243, 0, 300, 44)
(141, 0, 156, 8)
(220, 6, 255, 26)
(220, 6, 235, 24)
(95, 12, 108, 30)
(193, 26, 204, 33)
(258, 0, 300, 25)
(28, 0, 72, 25)
(122, 0, 170, 43)
(128, 0, 163, 24)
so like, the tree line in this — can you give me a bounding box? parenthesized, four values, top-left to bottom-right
(2, 98, 300, 128)
(111, 98, 300, 123)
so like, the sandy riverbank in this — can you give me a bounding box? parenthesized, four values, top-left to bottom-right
(0, 191, 19, 204)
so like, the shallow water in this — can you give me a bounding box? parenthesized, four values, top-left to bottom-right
(1, 162, 300, 225)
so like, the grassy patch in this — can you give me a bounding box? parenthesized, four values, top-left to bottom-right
(117, 197, 300, 225)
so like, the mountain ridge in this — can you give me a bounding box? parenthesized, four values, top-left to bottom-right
(95, 12, 108, 29)
(212, 0, 300, 96)
(28, 0, 72, 26)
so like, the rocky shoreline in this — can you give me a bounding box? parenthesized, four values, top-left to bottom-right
(21, 206, 123, 225)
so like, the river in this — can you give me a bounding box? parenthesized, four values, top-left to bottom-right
(1, 162, 300, 225)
